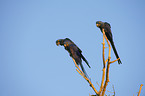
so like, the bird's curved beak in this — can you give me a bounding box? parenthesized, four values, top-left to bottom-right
(56, 40, 60, 46)
(96, 24, 100, 27)
(56, 42, 60, 46)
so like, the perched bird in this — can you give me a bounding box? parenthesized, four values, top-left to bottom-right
(96, 21, 122, 64)
(56, 38, 91, 77)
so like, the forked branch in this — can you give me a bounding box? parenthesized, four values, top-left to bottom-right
(72, 58, 99, 95)
(101, 29, 111, 96)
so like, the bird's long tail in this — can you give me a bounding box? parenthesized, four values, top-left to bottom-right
(81, 54, 91, 68)
(110, 41, 122, 64)
(79, 63, 90, 79)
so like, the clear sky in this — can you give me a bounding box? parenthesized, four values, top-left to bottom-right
(0, 0, 145, 96)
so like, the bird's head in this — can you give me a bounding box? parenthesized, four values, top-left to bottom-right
(96, 21, 103, 28)
(56, 39, 64, 46)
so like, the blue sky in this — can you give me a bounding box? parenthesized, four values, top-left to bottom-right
(0, 0, 145, 96)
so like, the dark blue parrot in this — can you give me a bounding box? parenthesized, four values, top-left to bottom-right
(96, 21, 122, 64)
(56, 38, 91, 78)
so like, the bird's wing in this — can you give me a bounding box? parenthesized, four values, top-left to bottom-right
(70, 44, 91, 68)
(65, 38, 82, 53)
(104, 23, 113, 41)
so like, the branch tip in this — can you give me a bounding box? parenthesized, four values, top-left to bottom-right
(137, 84, 143, 96)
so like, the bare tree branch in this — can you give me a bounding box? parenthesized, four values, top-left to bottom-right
(110, 58, 120, 64)
(101, 29, 111, 96)
(98, 34, 106, 95)
(72, 58, 99, 95)
(137, 84, 143, 96)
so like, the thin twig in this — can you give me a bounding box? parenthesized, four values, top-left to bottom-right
(105, 59, 108, 64)
(72, 58, 99, 95)
(137, 84, 143, 96)
(76, 69, 85, 78)
(72, 58, 85, 76)
(113, 85, 115, 96)
(110, 58, 120, 64)
(96, 81, 100, 87)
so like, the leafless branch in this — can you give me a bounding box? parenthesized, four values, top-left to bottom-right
(72, 58, 99, 95)
(137, 84, 143, 96)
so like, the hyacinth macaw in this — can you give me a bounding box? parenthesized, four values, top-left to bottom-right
(96, 21, 122, 64)
(56, 38, 90, 77)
